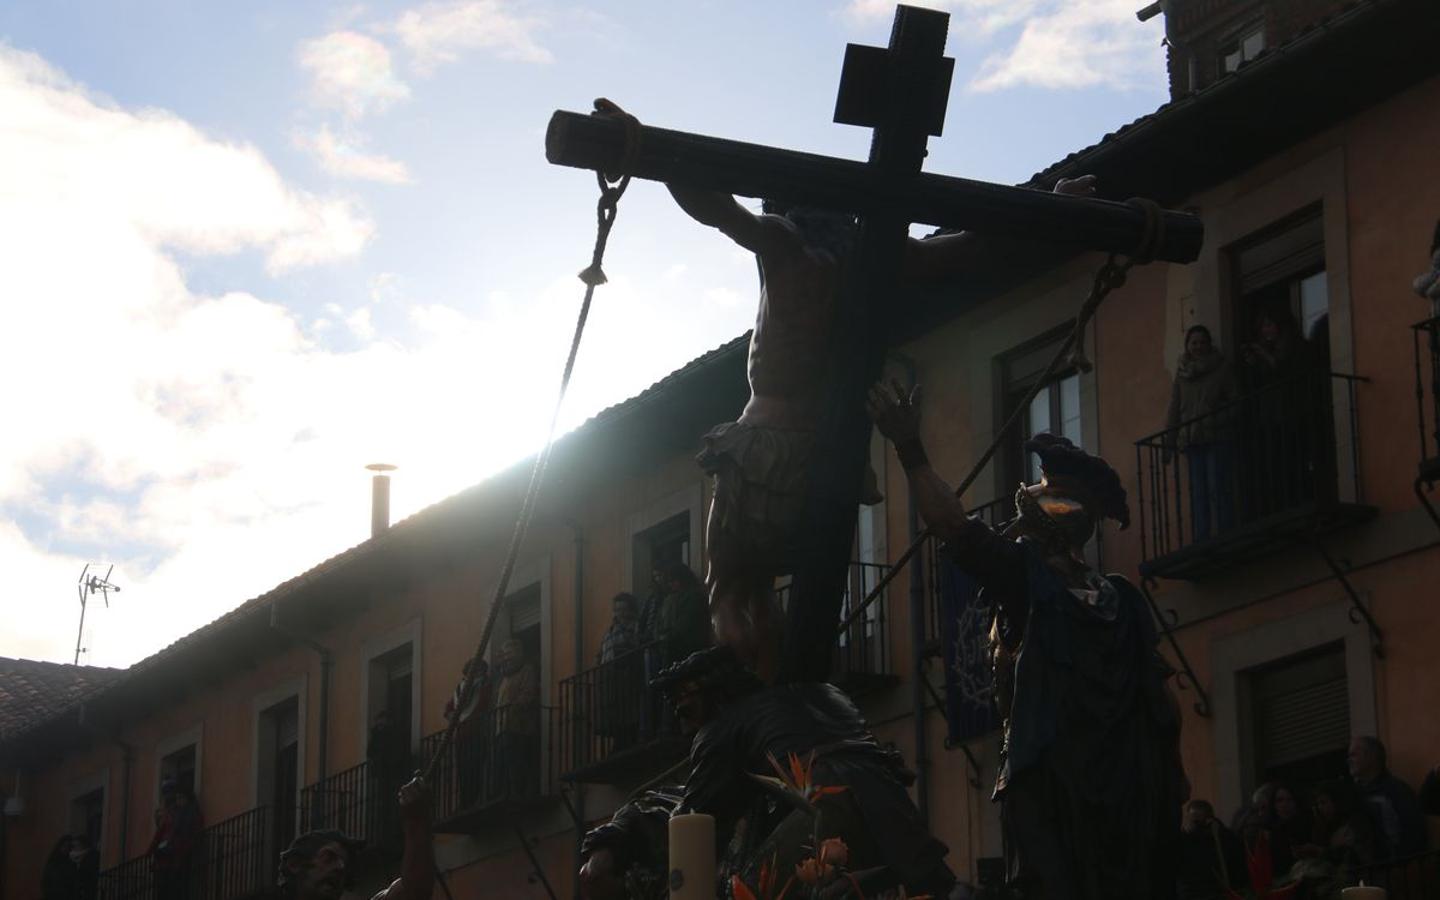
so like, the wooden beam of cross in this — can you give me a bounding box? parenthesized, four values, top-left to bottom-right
(545, 5, 1203, 684)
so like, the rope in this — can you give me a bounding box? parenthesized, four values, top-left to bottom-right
(420, 119, 638, 784)
(836, 198, 1164, 636)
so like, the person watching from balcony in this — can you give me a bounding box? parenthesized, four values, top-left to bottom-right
(596, 592, 642, 750)
(149, 779, 202, 900)
(1165, 324, 1237, 542)
(1348, 735, 1428, 860)
(278, 777, 432, 900)
(1420, 763, 1440, 817)
(494, 637, 540, 798)
(1414, 220, 1440, 316)
(444, 659, 491, 808)
(367, 710, 410, 848)
(69, 834, 100, 900)
(654, 562, 711, 665)
(1240, 304, 1324, 516)
(41, 835, 76, 900)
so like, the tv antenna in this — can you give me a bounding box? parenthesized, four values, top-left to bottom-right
(75, 564, 121, 665)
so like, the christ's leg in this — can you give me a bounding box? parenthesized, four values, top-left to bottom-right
(709, 568, 782, 682)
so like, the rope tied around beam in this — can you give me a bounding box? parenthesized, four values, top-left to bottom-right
(837, 197, 1165, 637)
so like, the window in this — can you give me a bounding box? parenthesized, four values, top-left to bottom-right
(997, 328, 1083, 489)
(159, 744, 197, 799)
(258, 697, 300, 847)
(70, 787, 104, 852)
(502, 584, 543, 673)
(1233, 209, 1329, 369)
(368, 643, 414, 748)
(1220, 24, 1265, 74)
(631, 512, 691, 595)
(1243, 643, 1350, 790)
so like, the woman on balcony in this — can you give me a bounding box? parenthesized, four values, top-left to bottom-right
(1165, 324, 1237, 543)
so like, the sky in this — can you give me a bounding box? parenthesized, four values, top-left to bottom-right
(0, 0, 1171, 668)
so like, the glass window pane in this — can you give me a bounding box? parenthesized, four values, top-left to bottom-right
(1242, 28, 1266, 60)
(1028, 385, 1051, 438)
(1223, 48, 1242, 73)
(1300, 270, 1328, 338)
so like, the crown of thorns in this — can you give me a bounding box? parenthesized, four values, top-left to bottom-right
(650, 645, 762, 699)
(1023, 433, 1130, 529)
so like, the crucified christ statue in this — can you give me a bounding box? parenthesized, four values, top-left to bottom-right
(599, 96, 1097, 681)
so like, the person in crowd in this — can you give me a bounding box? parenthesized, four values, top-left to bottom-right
(1165, 324, 1238, 541)
(1177, 800, 1247, 900)
(596, 592, 643, 750)
(1348, 735, 1427, 859)
(277, 777, 432, 900)
(1292, 778, 1381, 894)
(1269, 783, 1311, 876)
(494, 638, 540, 798)
(1234, 782, 1278, 842)
(1420, 763, 1440, 817)
(638, 561, 667, 644)
(443, 658, 491, 807)
(150, 780, 202, 900)
(41, 835, 77, 900)
(1239, 305, 1327, 517)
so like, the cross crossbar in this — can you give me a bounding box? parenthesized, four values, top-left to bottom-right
(545, 112, 1203, 264)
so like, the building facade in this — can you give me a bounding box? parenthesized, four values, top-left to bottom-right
(3, 1, 1439, 898)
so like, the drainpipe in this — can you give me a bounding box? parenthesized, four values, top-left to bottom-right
(563, 519, 585, 899)
(890, 351, 930, 827)
(269, 604, 331, 783)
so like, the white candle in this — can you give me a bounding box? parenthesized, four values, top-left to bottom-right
(668, 813, 716, 899)
(1341, 885, 1386, 900)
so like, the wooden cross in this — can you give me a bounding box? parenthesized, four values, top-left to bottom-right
(546, 4, 1202, 683)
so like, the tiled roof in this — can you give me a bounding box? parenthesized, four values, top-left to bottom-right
(0, 658, 123, 740)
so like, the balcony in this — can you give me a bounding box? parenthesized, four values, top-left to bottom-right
(298, 760, 377, 847)
(98, 805, 275, 900)
(1135, 371, 1373, 581)
(777, 560, 899, 696)
(420, 703, 560, 834)
(557, 636, 689, 786)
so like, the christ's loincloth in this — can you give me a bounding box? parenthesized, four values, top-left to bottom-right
(698, 421, 881, 576)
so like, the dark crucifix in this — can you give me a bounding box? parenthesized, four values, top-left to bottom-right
(546, 4, 1202, 685)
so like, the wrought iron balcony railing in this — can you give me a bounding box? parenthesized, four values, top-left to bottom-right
(420, 702, 559, 832)
(97, 804, 276, 900)
(297, 760, 375, 845)
(1134, 371, 1371, 580)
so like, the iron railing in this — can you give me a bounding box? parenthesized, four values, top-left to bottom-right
(97, 805, 276, 900)
(777, 560, 894, 688)
(1413, 316, 1440, 473)
(557, 636, 686, 779)
(196, 806, 274, 900)
(298, 760, 375, 845)
(420, 703, 558, 823)
(1134, 371, 1365, 571)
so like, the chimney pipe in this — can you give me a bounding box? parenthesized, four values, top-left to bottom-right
(367, 463, 397, 537)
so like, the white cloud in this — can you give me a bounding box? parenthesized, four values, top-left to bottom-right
(299, 124, 413, 184)
(298, 30, 411, 119)
(393, 0, 553, 70)
(0, 44, 760, 668)
(970, 1, 1164, 92)
(841, 0, 1162, 93)
(842, 0, 1039, 35)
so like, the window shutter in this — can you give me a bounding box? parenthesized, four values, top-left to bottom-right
(1254, 648, 1349, 769)
(509, 592, 542, 632)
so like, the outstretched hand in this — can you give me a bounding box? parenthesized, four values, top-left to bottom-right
(866, 380, 923, 445)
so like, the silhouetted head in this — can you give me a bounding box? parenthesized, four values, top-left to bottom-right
(278, 831, 364, 900)
(1007, 434, 1129, 554)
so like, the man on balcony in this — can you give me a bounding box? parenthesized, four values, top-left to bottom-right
(279, 777, 432, 900)
(493, 638, 540, 800)
(868, 383, 1187, 900)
